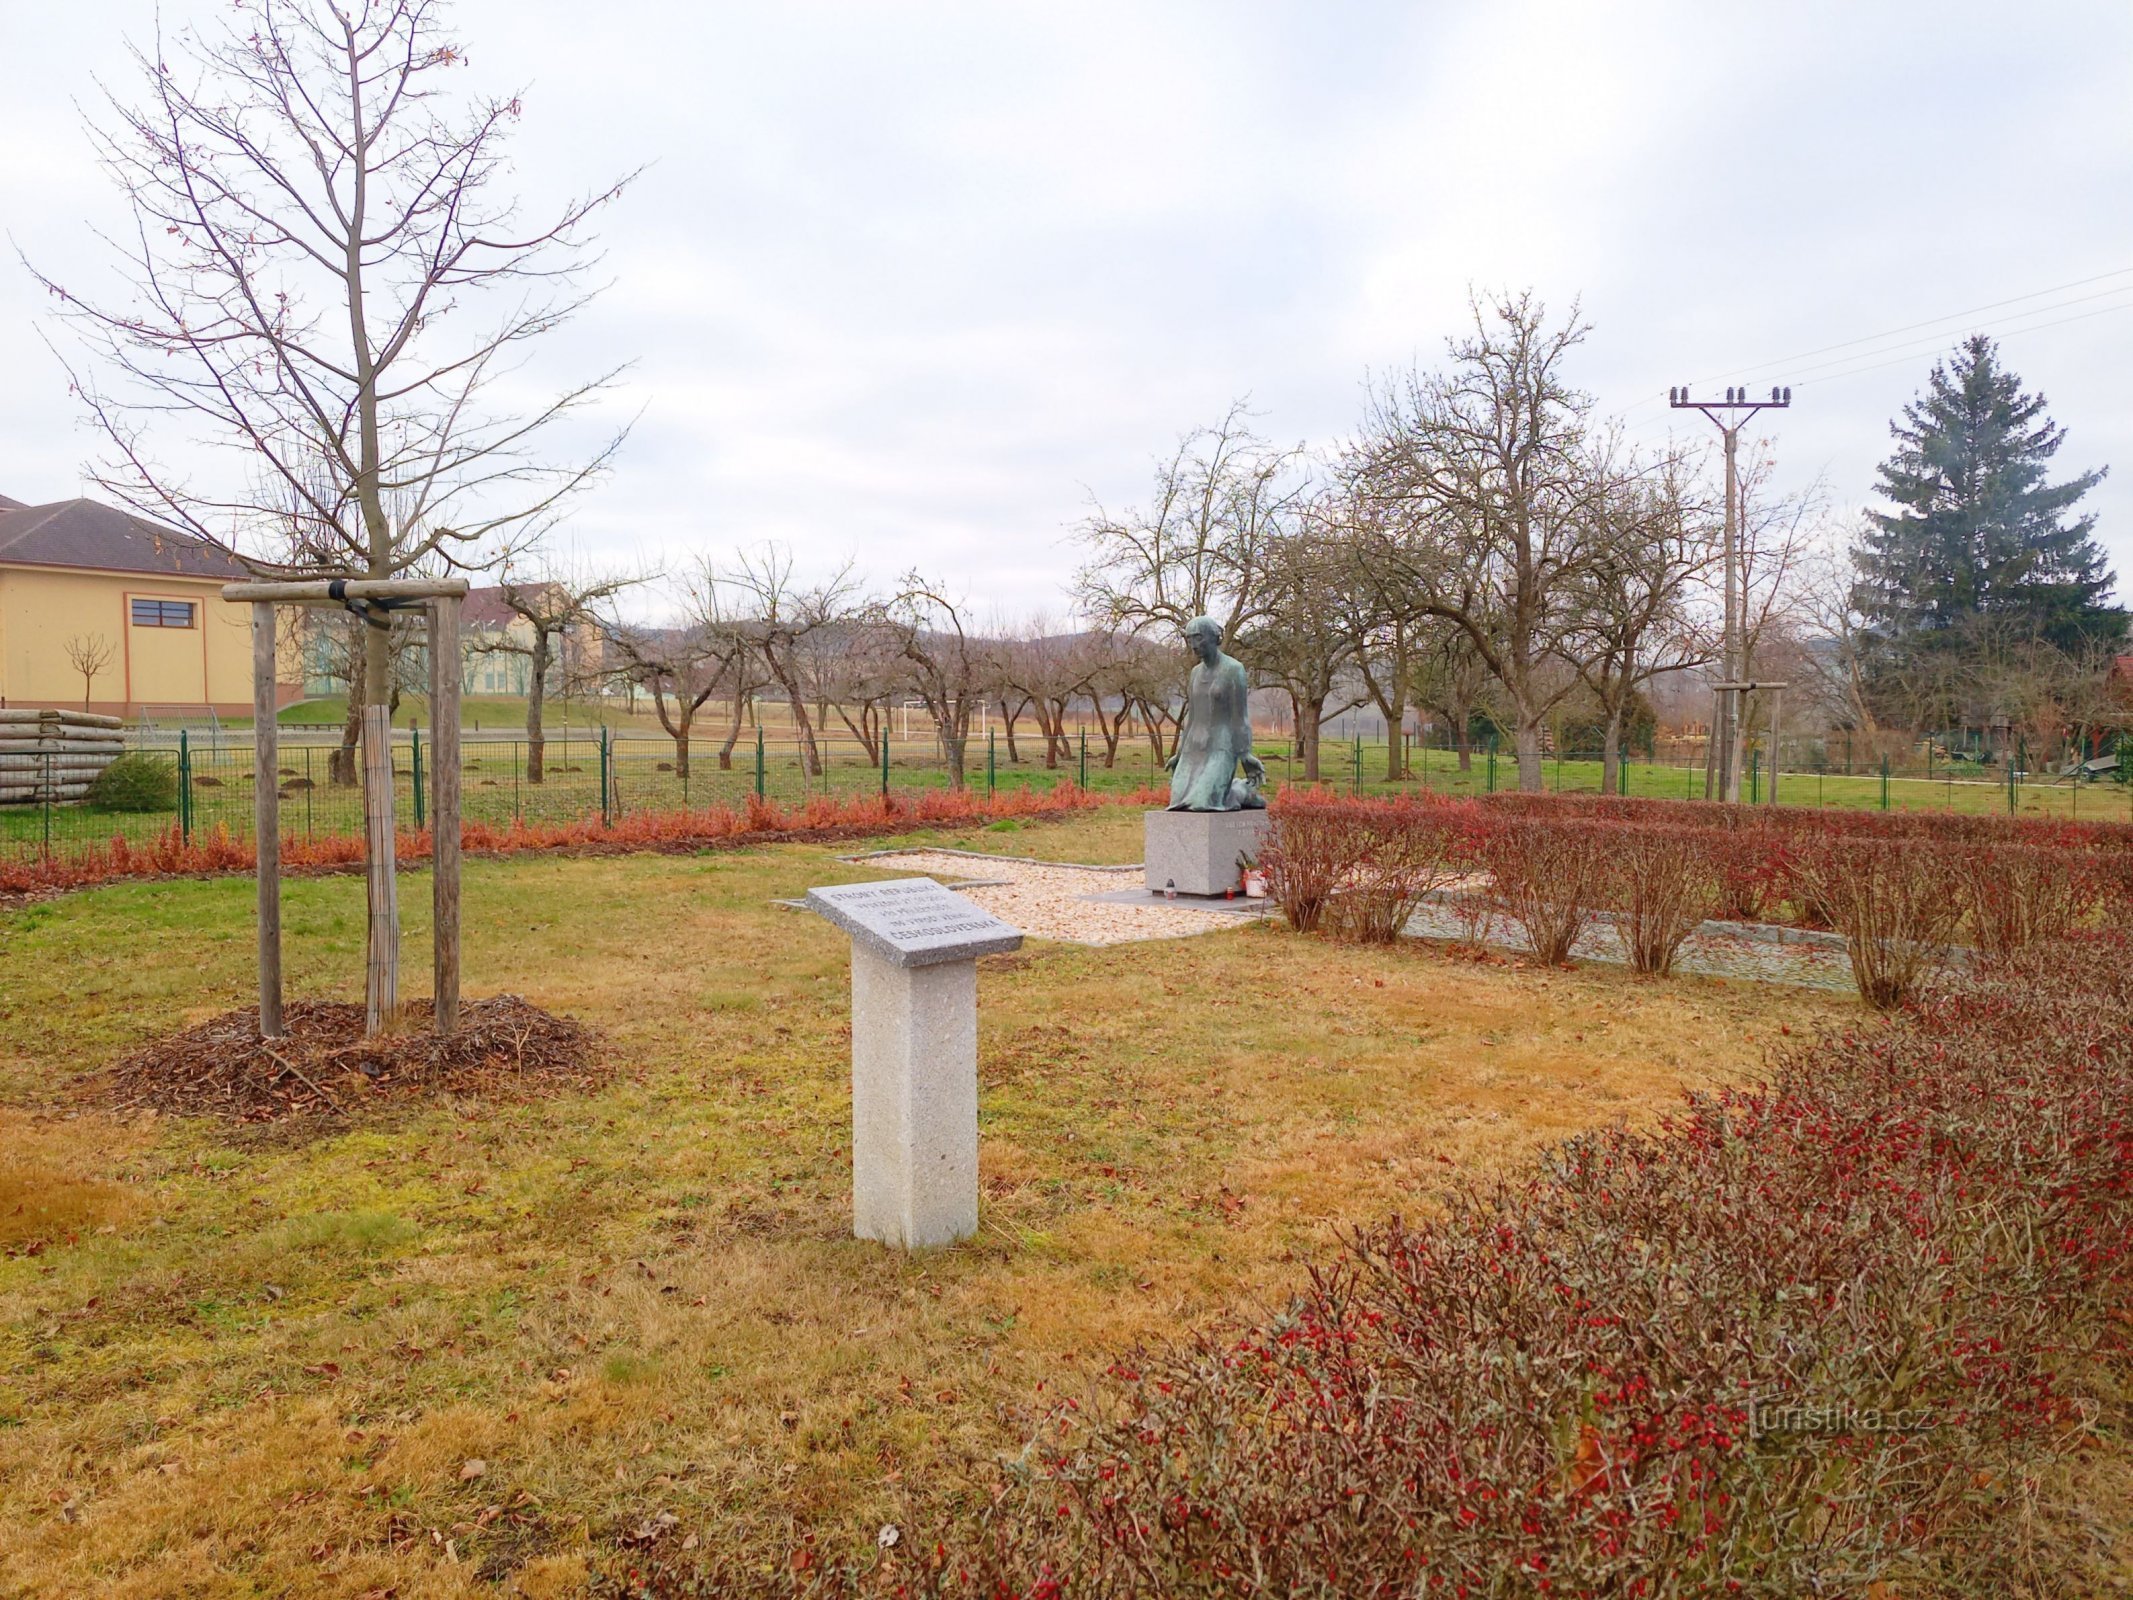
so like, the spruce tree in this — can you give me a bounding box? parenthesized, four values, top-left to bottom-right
(1854, 335, 2117, 655)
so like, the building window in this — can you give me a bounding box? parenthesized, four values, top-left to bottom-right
(131, 598, 196, 628)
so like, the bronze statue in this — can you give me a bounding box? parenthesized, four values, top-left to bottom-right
(1165, 616, 1266, 811)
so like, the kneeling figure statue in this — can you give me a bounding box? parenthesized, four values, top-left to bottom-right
(1166, 616, 1266, 812)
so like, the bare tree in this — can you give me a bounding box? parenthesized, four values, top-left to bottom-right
(1240, 528, 1364, 783)
(604, 563, 746, 780)
(1412, 622, 1497, 771)
(1796, 517, 1883, 736)
(1076, 401, 1305, 643)
(883, 581, 988, 789)
(63, 633, 116, 712)
(1566, 448, 1717, 794)
(36, 0, 632, 1029)
(731, 547, 856, 779)
(494, 561, 643, 783)
(1003, 622, 1097, 770)
(805, 612, 905, 766)
(1353, 292, 1610, 792)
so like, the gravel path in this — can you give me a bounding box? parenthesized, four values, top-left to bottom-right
(1403, 900, 1857, 991)
(844, 849, 1855, 989)
(852, 849, 1268, 946)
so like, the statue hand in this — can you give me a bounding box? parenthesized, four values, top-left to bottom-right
(1163, 753, 1179, 772)
(1241, 753, 1266, 781)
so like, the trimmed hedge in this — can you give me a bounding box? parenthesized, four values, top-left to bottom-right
(920, 933, 2133, 1598)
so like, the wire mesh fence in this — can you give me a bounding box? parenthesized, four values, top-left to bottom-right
(7, 721, 2130, 873)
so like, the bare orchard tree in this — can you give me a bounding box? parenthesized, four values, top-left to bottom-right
(1324, 482, 1431, 781)
(603, 564, 747, 781)
(1002, 622, 1098, 770)
(883, 581, 988, 789)
(1352, 292, 1611, 792)
(731, 547, 857, 780)
(63, 634, 116, 712)
(1240, 526, 1364, 784)
(1080, 630, 1146, 770)
(804, 611, 905, 767)
(1075, 401, 1306, 643)
(36, 0, 632, 1029)
(1118, 635, 1190, 764)
(1411, 621, 1497, 772)
(1565, 447, 1718, 795)
(1795, 516, 1883, 736)
(494, 560, 644, 784)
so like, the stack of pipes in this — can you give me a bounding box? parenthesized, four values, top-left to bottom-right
(0, 709, 127, 804)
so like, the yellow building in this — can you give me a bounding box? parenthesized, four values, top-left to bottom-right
(0, 492, 269, 717)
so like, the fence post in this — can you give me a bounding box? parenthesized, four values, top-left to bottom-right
(880, 729, 889, 798)
(987, 729, 996, 799)
(754, 725, 765, 799)
(178, 729, 192, 845)
(411, 722, 425, 830)
(1748, 747, 1760, 805)
(41, 749, 52, 862)
(1486, 735, 1497, 794)
(599, 725, 611, 826)
(1079, 728, 1087, 790)
(1880, 753, 1890, 811)
(2007, 761, 2017, 815)
(1352, 735, 1361, 797)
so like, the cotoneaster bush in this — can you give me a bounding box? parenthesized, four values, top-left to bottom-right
(0, 782, 1150, 897)
(890, 932, 2133, 1600)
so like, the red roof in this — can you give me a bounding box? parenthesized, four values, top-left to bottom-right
(0, 495, 252, 580)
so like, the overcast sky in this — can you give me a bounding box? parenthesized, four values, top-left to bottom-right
(3, 0, 2129, 620)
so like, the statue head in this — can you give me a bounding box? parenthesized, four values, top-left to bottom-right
(1183, 615, 1223, 665)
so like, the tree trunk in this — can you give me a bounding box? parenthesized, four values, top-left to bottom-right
(526, 626, 550, 785)
(1038, 702, 1061, 770)
(331, 659, 365, 786)
(718, 691, 745, 770)
(673, 707, 694, 780)
(1298, 698, 1323, 784)
(1453, 715, 1473, 772)
(996, 699, 1022, 763)
(1375, 689, 1408, 780)
(1601, 705, 1624, 797)
(941, 705, 967, 789)
(1514, 712, 1545, 793)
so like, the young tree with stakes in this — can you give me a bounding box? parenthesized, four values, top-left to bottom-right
(34, 0, 632, 1032)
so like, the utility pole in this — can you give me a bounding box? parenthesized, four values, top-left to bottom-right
(1669, 384, 1792, 802)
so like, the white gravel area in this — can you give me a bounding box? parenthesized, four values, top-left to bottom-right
(852, 849, 1267, 946)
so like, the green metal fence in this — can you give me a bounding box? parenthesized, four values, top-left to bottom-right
(8, 722, 2131, 874)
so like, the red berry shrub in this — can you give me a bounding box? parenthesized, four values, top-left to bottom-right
(1263, 792, 1486, 941)
(1953, 841, 2110, 959)
(924, 934, 2133, 1599)
(1481, 815, 1609, 966)
(1599, 823, 1721, 976)
(1791, 837, 1967, 1009)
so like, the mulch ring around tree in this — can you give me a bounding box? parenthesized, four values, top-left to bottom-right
(85, 996, 600, 1124)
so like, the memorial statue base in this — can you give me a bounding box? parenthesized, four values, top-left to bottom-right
(1144, 809, 1271, 897)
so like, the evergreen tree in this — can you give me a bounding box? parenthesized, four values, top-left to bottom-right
(1854, 335, 2117, 655)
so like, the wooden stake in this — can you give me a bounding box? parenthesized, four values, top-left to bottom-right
(362, 701, 400, 1033)
(252, 602, 284, 1039)
(429, 595, 463, 1036)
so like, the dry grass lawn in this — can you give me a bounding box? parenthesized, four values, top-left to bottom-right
(0, 810, 1857, 1597)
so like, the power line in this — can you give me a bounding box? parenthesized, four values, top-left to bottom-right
(1792, 297, 2133, 389)
(1621, 264, 2133, 415)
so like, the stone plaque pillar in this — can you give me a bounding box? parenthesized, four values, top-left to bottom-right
(804, 878, 1024, 1249)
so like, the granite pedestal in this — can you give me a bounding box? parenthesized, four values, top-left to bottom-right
(1144, 808, 1271, 897)
(804, 878, 1023, 1249)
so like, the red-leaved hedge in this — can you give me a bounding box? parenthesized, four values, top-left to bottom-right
(0, 782, 1151, 899)
(893, 933, 2133, 1598)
